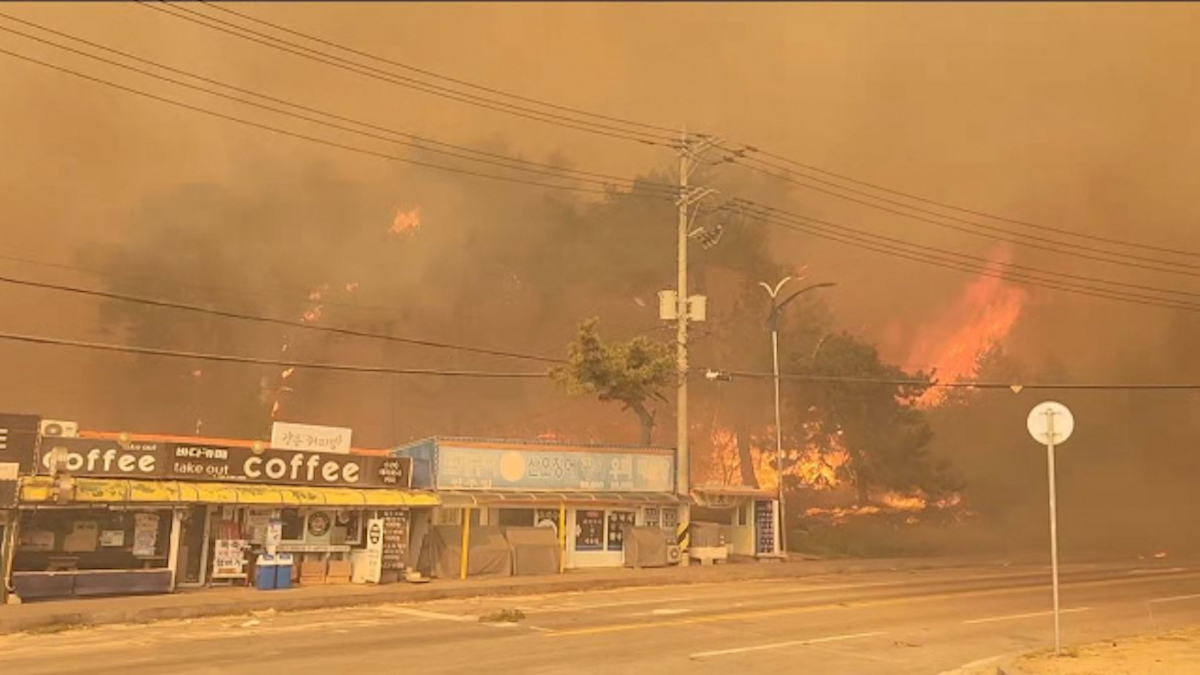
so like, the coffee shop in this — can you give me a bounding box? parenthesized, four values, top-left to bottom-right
(8, 434, 435, 601)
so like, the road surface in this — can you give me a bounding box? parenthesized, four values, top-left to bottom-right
(2, 560, 1199, 674)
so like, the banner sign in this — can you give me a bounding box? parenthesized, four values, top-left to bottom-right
(271, 422, 352, 454)
(435, 445, 673, 492)
(34, 438, 410, 489)
(0, 413, 40, 474)
(364, 518, 384, 583)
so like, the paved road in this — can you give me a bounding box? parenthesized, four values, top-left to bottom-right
(2, 560, 1199, 674)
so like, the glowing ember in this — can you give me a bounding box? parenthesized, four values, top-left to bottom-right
(879, 491, 927, 511)
(390, 206, 421, 235)
(270, 400, 281, 417)
(281, 367, 295, 380)
(302, 306, 323, 323)
(904, 247, 1025, 407)
(1154, 551, 1169, 559)
(190, 369, 202, 379)
(344, 282, 360, 293)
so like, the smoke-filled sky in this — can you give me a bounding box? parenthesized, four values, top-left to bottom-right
(2, 2, 1199, 534)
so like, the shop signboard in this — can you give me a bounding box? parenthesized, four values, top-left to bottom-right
(32, 438, 412, 489)
(271, 421, 352, 455)
(364, 518, 384, 583)
(212, 539, 248, 579)
(380, 510, 408, 571)
(34, 438, 164, 478)
(0, 461, 18, 508)
(0, 413, 40, 474)
(435, 445, 674, 492)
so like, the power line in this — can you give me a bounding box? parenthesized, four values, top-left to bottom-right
(728, 200, 1200, 313)
(127, 2, 1196, 261)
(0, 13, 681, 196)
(135, 2, 678, 147)
(0, 271, 567, 364)
(0, 330, 550, 378)
(723, 153, 1200, 277)
(0, 45, 670, 199)
(0, 14, 679, 197)
(703, 369, 1200, 391)
(743, 146, 1200, 260)
(729, 199, 1200, 302)
(197, 0, 681, 136)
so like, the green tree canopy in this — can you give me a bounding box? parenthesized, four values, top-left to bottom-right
(788, 332, 960, 503)
(550, 318, 676, 445)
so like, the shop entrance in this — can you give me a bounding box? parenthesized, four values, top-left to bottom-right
(177, 506, 209, 586)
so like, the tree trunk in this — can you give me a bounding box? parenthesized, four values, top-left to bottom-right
(629, 401, 655, 446)
(735, 424, 759, 488)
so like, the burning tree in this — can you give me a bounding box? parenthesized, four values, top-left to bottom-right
(788, 332, 961, 505)
(550, 318, 676, 445)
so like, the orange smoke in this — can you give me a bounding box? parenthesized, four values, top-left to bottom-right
(390, 206, 421, 235)
(905, 248, 1025, 407)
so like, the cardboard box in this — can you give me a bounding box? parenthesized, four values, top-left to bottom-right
(326, 560, 351, 585)
(299, 559, 327, 585)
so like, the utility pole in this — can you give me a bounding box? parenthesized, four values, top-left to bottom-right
(673, 132, 719, 497)
(675, 132, 690, 497)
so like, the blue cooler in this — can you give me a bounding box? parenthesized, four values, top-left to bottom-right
(254, 554, 278, 591)
(274, 554, 294, 589)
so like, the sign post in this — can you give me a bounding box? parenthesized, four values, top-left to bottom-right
(364, 518, 384, 584)
(1027, 400, 1075, 657)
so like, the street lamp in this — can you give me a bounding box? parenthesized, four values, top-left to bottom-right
(758, 278, 836, 557)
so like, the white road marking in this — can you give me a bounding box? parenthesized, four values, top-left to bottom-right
(1128, 567, 1186, 575)
(1148, 593, 1200, 604)
(689, 631, 886, 659)
(648, 608, 690, 616)
(962, 607, 1091, 625)
(375, 607, 478, 623)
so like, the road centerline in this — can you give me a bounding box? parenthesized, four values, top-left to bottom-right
(689, 631, 887, 659)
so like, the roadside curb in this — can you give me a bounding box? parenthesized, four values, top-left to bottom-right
(937, 652, 1026, 675)
(0, 557, 1026, 635)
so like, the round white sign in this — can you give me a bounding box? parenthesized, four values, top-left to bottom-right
(1027, 401, 1075, 446)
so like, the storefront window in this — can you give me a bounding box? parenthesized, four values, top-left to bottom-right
(15, 508, 172, 571)
(280, 508, 305, 540)
(497, 508, 535, 528)
(575, 510, 604, 551)
(606, 510, 635, 551)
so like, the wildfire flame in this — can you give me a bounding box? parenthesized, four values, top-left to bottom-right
(904, 247, 1025, 407)
(390, 206, 421, 235)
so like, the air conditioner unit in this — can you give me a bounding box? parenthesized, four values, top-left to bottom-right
(40, 420, 79, 438)
(666, 544, 682, 565)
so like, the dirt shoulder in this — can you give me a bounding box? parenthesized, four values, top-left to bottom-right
(983, 626, 1200, 675)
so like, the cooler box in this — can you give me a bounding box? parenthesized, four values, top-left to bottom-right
(274, 554, 294, 589)
(254, 554, 278, 591)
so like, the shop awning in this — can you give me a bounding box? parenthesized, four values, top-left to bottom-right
(18, 477, 439, 507)
(436, 490, 686, 507)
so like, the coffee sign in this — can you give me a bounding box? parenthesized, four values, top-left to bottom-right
(38, 439, 162, 477)
(35, 438, 411, 489)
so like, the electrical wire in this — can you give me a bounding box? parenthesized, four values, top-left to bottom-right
(703, 369, 1200, 391)
(0, 271, 567, 364)
(0, 330, 551, 378)
(725, 200, 1200, 313)
(198, 0, 682, 136)
(0, 46, 671, 199)
(118, 2, 1197, 262)
(728, 199, 1200, 302)
(744, 146, 1200, 259)
(135, 2, 678, 147)
(723, 153, 1200, 277)
(0, 14, 680, 197)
